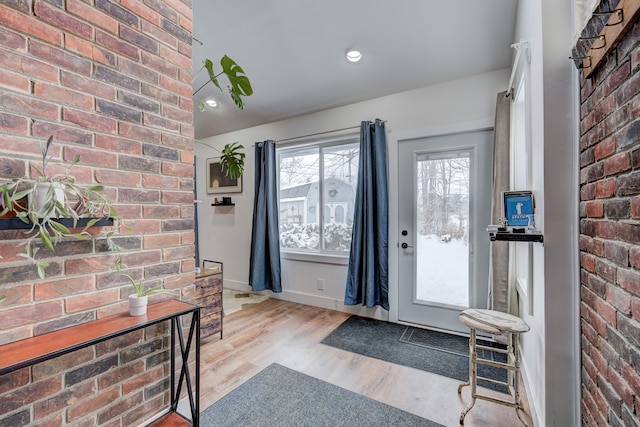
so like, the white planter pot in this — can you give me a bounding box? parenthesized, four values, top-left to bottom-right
(128, 294, 148, 316)
(30, 182, 65, 216)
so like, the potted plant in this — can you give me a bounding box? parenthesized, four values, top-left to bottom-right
(113, 258, 178, 316)
(0, 136, 121, 278)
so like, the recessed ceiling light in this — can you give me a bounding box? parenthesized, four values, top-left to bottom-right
(346, 49, 362, 63)
(205, 99, 218, 108)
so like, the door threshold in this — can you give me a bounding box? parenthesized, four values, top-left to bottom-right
(397, 319, 495, 341)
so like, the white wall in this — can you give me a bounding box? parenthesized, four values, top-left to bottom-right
(515, 0, 580, 426)
(195, 68, 509, 322)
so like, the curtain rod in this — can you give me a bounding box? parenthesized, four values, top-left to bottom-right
(505, 40, 529, 98)
(262, 120, 387, 145)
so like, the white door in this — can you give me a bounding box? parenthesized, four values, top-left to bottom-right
(398, 130, 492, 332)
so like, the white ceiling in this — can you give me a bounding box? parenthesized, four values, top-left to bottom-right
(192, 1, 518, 139)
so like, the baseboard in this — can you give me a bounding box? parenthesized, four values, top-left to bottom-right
(520, 352, 541, 426)
(223, 279, 389, 322)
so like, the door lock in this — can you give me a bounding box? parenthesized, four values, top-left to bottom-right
(401, 242, 413, 249)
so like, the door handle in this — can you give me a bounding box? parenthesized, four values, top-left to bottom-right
(401, 242, 413, 249)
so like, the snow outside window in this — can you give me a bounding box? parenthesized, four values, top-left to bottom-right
(278, 139, 359, 255)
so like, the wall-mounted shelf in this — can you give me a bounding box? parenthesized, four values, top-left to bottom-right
(0, 217, 114, 230)
(487, 227, 543, 243)
(211, 203, 235, 207)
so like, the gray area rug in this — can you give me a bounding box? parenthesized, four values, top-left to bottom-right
(200, 363, 442, 427)
(321, 316, 508, 393)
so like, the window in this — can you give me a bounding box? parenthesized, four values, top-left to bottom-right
(278, 139, 359, 254)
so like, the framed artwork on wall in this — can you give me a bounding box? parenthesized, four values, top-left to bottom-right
(206, 158, 242, 194)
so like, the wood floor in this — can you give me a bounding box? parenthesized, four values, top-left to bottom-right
(199, 298, 533, 427)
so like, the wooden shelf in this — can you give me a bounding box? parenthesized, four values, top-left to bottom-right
(147, 412, 192, 427)
(0, 300, 201, 426)
(0, 299, 196, 374)
(211, 203, 235, 206)
(0, 217, 114, 230)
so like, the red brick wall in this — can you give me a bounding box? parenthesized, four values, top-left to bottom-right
(0, 0, 195, 425)
(579, 14, 640, 427)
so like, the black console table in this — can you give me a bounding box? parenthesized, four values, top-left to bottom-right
(0, 300, 200, 427)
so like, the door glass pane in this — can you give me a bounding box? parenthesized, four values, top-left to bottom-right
(415, 151, 470, 307)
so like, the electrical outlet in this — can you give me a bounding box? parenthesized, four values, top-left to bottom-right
(317, 279, 324, 290)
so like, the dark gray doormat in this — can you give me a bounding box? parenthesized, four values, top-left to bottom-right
(200, 363, 443, 427)
(321, 315, 508, 393)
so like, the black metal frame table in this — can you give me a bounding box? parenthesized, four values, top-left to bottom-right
(0, 299, 200, 427)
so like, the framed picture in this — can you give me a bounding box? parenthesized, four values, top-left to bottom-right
(502, 191, 534, 227)
(206, 158, 242, 194)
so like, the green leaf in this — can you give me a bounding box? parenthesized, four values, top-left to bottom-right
(13, 188, 32, 201)
(39, 228, 55, 252)
(220, 55, 253, 110)
(37, 262, 47, 279)
(228, 88, 245, 110)
(220, 55, 253, 96)
(219, 143, 245, 180)
(49, 221, 71, 235)
(203, 58, 222, 92)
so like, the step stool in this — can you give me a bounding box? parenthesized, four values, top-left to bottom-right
(457, 308, 530, 426)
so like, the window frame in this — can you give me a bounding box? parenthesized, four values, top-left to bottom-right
(277, 136, 359, 263)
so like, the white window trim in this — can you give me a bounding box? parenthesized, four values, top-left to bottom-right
(281, 250, 349, 265)
(510, 53, 534, 316)
(277, 136, 359, 260)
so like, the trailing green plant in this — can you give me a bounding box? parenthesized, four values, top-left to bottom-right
(0, 136, 121, 278)
(193, 55, 253, 111)
(113, 257, 177, 297)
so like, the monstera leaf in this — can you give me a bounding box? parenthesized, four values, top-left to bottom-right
(220, 55, 253, 110)
(219, 142, 246, 180)
(195, 55, 253, 110)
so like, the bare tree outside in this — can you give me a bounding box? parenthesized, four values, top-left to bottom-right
(418, 155, 469, 240)
(279, 143, 359, 252)
(416, 152, 470, 307)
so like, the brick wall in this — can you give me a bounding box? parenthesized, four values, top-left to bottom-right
(0, 0, 195, 425)
(579, 12, 640, 427)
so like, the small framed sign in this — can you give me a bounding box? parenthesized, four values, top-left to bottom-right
(503, 191, 534, 227)
(206, 158, 242, 194)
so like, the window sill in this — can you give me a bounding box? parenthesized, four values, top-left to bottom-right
(281, 251, 349, 266)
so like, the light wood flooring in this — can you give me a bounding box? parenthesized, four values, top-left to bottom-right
(199, 298, 533, 427)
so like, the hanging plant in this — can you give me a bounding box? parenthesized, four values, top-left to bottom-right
(193, 55, 253, 110)
(193, 55, 252, 179)
(0, 136, 122, 278)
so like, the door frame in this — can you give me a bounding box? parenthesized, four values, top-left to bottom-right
(387, 119, 494, 324)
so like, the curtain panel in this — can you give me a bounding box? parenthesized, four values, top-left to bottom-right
(344, 119, 389, 310)
(249, 140, 282, 293)
(488, 92, 511, 313)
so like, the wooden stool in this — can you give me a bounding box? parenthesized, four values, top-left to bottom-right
(457, 309, 530, 426)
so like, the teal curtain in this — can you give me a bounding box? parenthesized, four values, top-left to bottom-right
(344, 119, 389, 309)
(249, 140, 282, 292)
